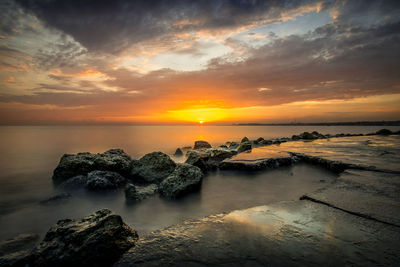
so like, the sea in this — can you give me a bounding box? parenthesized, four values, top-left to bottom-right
(0, 125, 399, 240)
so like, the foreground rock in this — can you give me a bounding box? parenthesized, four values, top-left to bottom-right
(131, 152, 176, 183)
(53, 149, 132, 184)
(173, 148, 183, 157)
(185, 148, 237, 171)
(30, 209, 138, 267)
(193, 140, 212, 149)
(115, 201, 400, 266)
(159, 164, 203, 198)
(0, 234, 39, 267)
(220, 152, 294, 171)
(85, 170, 126, 191)
(125, 184, 158, 202)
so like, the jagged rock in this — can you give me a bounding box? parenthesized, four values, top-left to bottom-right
(237, 141, 252, 153)
(193, 140, 212, 149)
(52, 149, 132, 184)
(376, 129, 393, 135)
(241, 137, 249, 143)
(159, 164, 203, 198)
(131, 152, 176, 183)
(173, 148, 183, 157)
(40, 193, 71, 204)
(85, 171, 126, 191)
(30, 209, 138, 267)
(185, 148, 237, 171)
(228, 142, 239, 149)
(125, 184, 157, 202)
(58, 175, 87, 190)
(0, 234, 39, 267)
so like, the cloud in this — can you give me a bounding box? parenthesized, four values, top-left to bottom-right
(15, 0, 321, 54)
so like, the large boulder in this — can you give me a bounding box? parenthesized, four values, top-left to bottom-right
(237, 141, 252, 153)
(52, 149, 132, 184)
(125, 183, 158, 202)
(130, 152, 176, 183)
(0, 234, 39, 267)
(85, 171, 126, 191)
(30, 209, 138, 267)
(193, 140, 212, 150)
(159, 164, 203, 198)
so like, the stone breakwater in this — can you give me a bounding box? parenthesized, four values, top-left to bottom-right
(1, 129, 400, 266)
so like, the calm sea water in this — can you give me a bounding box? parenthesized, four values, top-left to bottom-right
(0, 125, 398, 240)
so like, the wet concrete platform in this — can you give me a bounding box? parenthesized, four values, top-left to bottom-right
(302, 170, 400, 226)
(115, 200, 400, 266)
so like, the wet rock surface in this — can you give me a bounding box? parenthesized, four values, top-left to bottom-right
(53, 149, 132, 184)
(237, 141, 252, 153)
(185, 148, 237, 171)
(30, 209, 138, 267)
(125, 184, 158, 202)
(0, 234, 39, 267)
(115, 201, 400, 267)
(193, 140, 212, 150)
(131, 152, 176, 183)
(159, 163, 203, 198)
(85, 170, 127, 191)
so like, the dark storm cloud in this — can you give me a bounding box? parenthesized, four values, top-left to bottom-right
(15, 0, 318, 54)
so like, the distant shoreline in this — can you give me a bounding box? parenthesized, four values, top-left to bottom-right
(234, 121, 400, 126)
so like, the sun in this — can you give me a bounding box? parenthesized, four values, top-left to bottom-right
(199, 120, 204, 124)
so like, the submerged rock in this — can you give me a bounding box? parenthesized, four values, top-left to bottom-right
(30, 209, 138, 267)
(193, 140, 212, 150)
(58, 175, 87, 190)
(159, 164, 203, 198)
(125, 183, 158, 202)
(376, 129, 393, 135)
(0, 233, 39, 267)
(85, 170, 126, 191)
(237, 141, 252, 153)
(52, 149, 132, 184)
(173, 148, 183, 157)
(40, 193, 72, 204)
(131, 152, 176, 183)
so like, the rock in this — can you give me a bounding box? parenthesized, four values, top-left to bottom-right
(40, 193, 71, 204)
(125, 183, 157, 202)
(260, 139, 273, 145)
(272, 140, 281, 145)
(85, 170, 126, 191)
(292, 135, 301, 140)
(131, 152, 176, 183)
(228, 142, 239, 149)
(173, 148, 183, 157)
(256, 137, 265, 143)
(52, 149, 132, 185)
(237, 141, 252, 153)
(159, 164, 203, 198)
(300, 132, 316, 140)
(241, 137, 249, 143)
(193, 140, 212, 149)
(30, 209, 138, 267)
(376, 129, 393, 135)
(219, 155, 294, 171)
(58, 175, 87, 190)
(185, 148, 237, 171)
(219, 145, 228, 149)
(0, 233, 39, 267)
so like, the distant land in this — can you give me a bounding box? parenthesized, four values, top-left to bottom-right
(235, 121, 400, 126)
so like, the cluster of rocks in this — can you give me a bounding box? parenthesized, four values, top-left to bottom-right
(0, 209, 139, 267)
(52, 149, 204, 201)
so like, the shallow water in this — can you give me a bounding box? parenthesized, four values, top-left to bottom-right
(0, 125, 398, 240)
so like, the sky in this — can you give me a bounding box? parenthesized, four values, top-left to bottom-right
(0, 0, 399, 125)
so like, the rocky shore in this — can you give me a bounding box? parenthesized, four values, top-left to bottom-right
(1, 129, 399, 266)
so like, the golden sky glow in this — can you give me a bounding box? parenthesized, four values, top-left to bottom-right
(0, 0, 399, 124)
